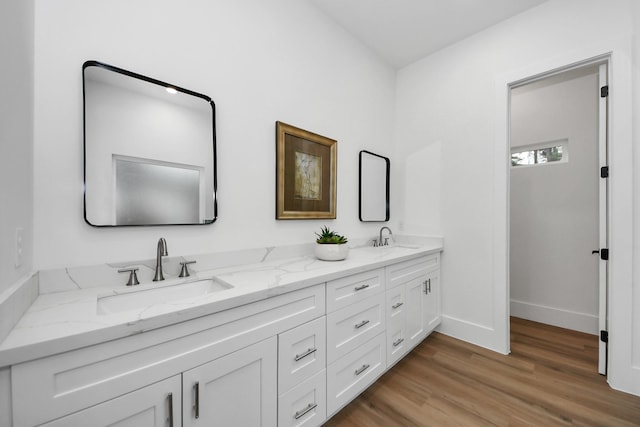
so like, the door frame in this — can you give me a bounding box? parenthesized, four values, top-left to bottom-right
(506, 59, 609, 373)
(492, 36, 633, 392)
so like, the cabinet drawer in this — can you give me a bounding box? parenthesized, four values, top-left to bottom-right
(326, 332, 386, 416)
(278, 369, 326, 427)
(278, 317, 326, 394)
(387, 254, 438, 289)
(326, 293, 385, 363)
(326, 268, 384, 312)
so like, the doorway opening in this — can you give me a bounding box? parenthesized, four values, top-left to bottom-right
(508, 60, 608, 375)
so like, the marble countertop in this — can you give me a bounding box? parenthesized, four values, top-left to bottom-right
(0, 240, 442, 367)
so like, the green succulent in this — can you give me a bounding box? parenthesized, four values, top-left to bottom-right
(315, 226, 348, 244)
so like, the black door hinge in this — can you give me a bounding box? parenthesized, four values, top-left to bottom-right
(601, 85, 609, 97)
(601, 166, 609, 178)
(600, 248, 609, 260)
(600, 330, 609, 343)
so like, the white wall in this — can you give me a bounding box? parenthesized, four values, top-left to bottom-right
(394, 0, 639, 395)
(510, 69, 599, 334)
(33, 0, 396, 269)
(0, 1, 34, 422)
(0, 0, 34, 294)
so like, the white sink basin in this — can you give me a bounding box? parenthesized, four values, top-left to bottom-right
(360, 244, 420, 253)
(97, 278, 233, 315)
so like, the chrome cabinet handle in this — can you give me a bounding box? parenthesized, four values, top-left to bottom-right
(354, 284, 370, 291)
(194, 382, 200, 419)
(354, 319, 370, 329)
(167, 393, 174, 427)
(392, 302, 404, 309)
(355, 364, 370, 376)
(294, 347, 317, 362)
(294, 402, 318, 419)
(393, 338, 405, 347)
(423, 279, 431, 294)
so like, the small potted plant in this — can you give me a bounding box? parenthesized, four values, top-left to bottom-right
(314, 226, 349, 261)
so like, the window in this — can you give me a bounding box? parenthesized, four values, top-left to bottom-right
(511, 140, 568, 167)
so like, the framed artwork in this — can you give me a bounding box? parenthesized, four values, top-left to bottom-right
(276, 121, 337, 219)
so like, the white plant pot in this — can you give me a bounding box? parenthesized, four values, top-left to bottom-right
(314, 243, 349, 261)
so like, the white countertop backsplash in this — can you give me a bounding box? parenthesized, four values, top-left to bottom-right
(0, 235, 442, 367)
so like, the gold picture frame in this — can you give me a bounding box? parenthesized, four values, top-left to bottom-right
(276, 121, 337, 219)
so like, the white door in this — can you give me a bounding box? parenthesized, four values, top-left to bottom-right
(182, 336, 277, 427)
(597, 63, 609, 375)
(42, 375, 181, 427)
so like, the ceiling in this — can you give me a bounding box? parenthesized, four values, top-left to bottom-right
(309, 0, 549, 68)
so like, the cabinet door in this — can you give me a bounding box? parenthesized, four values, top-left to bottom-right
(404, 275, 427, 348)
(423, 269, 441, 334)
(41, 375, 181, 427)
(182, 336, 277, 427)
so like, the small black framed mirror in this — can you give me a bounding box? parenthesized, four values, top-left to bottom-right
(359, 150, 390, 222)
(83, 61, 217, 226)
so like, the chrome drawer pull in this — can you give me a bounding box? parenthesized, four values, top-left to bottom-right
(354, 319, 370, 329)
(393, 338, 405, 347)
(167, 393, 174, 427)
(392, 302, 404, 309)
(355, 364, 370, 376)
(294, 347, 317, 362)
(194, 382, 200, 419)
(294, 402, 318, 419)
(354, 284, 370, 291)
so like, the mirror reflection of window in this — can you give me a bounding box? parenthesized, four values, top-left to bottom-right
(83, 61, 217, 226)
(114, 157, 202, 225)
(359, 150, 390, 222)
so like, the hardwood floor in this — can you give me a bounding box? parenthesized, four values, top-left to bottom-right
(325, 317, 640, 426)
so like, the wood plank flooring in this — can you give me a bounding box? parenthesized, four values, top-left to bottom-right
(325, 317, 640, 426)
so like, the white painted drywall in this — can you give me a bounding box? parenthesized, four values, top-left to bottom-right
(630, 0, 640, 392)
(394, 0, 639, 394)
(510, 69, 599, 334)
(0, 0, 34, 422)
(32, 0, 395, 269)
(0, 0, 34, 295)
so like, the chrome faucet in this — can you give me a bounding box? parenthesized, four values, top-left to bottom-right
(377, 227, 393, 247)
(153, 237, 168, 281)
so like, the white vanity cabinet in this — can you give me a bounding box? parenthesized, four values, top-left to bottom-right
(41, 375, 182, 427)
(7, 249, 443, 426)
(182, 337, 277, 426)
(11, 284, 324, 427)
(385, 254, 441, 367)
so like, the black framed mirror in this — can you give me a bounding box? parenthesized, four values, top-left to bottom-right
(82, 60, 217, 226)
(359, 150, 390, 222)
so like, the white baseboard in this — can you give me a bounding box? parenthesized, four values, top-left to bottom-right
(510, 299, 598, 335)
(437, 315, 506, 354)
